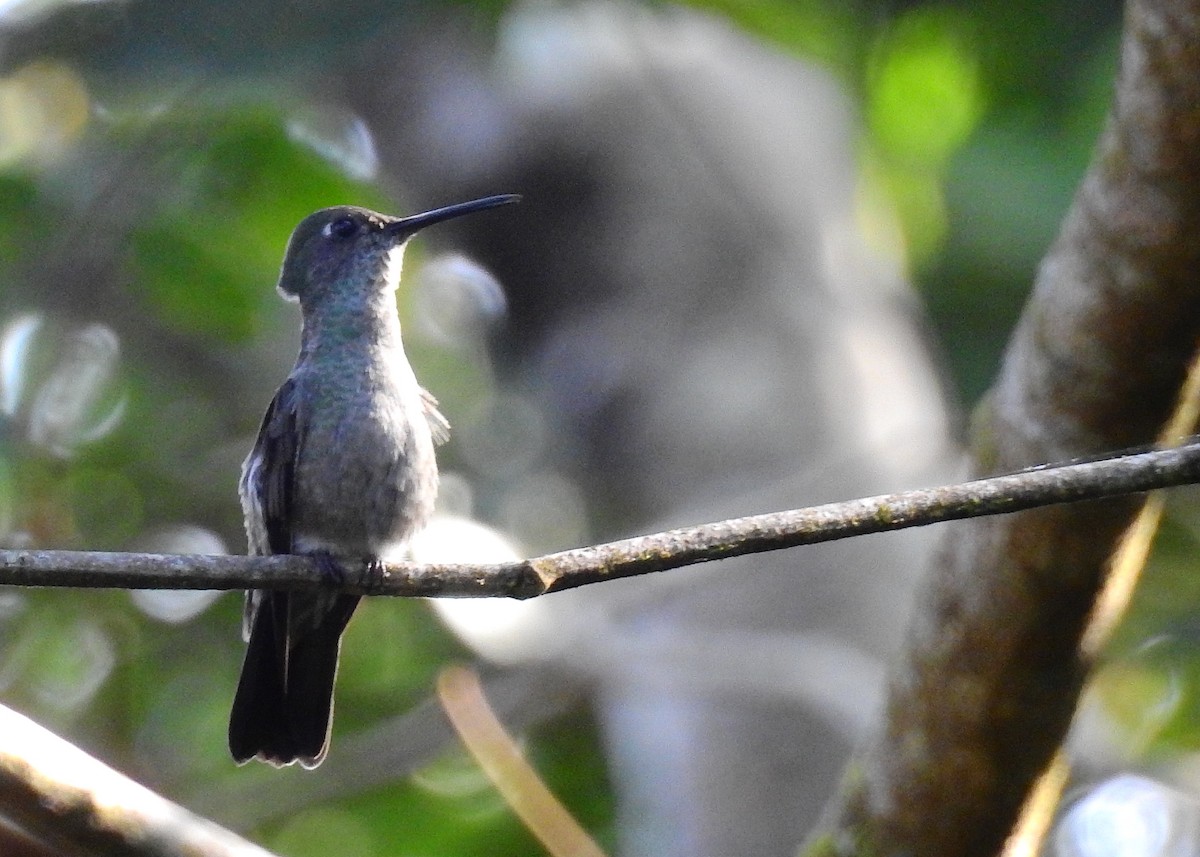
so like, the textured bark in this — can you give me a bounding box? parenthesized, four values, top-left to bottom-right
(1, 440, 1199, 596)
(0, 705, 276, 857)
(816, 1, 1200, 855)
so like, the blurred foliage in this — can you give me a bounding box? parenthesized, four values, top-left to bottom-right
(0, 0, 1192, 855)
(126, 110, 391, 343)
(0, 6, 613, 849)
(1091, 507, 1200, 761)
(695, 0, 1119, 400)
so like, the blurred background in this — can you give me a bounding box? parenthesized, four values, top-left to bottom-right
(4, 1, 1197, 856)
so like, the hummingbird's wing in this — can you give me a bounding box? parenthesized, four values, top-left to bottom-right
(240, 376, 302, 557)
(232, 378, 303, 764)
(231, 376, 356, 768)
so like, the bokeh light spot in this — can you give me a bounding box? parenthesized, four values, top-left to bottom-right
(499, 470, 587, 552)
(129, 525, 227, 623)
(1056, 775, 1190, 857)
(0, 313, 42, 417)
(867, 10, 984, 169)
(286, 107, 379, 182)
(270, 807, 378, 857)
(31, 618, 115, 713)
(413, 253, 508, 351)
(0, 60, 90, 167)
(27, 323, 127, 458)
(412, 750, 511, 822)
(457, 393, 547, 480)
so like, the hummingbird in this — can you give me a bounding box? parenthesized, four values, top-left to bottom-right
(229, 193, 519, 768)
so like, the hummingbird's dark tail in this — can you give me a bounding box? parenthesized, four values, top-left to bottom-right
(229, 590, 360, 769)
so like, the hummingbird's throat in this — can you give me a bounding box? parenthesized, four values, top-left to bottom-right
(383, 245, 408, 293)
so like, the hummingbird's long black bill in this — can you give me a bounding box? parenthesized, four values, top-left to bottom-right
(387, 194, 521, 238)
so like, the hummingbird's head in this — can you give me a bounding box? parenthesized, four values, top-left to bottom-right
(275, 195, 519, 307)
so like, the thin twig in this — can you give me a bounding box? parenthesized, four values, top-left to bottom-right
(437, 665, 608, 857)
(2, 441, 1198, 596)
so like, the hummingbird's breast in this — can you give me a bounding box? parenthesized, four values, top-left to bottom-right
(290, 344, 438, 559)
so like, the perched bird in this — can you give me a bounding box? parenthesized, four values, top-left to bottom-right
(229, 194, 519, 768)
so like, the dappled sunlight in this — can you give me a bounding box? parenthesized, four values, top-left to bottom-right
(413, 253, 508, 350)
(0, 313, 40, 417)
(269, 807, 378, 857)
(1076, 639, 1187, 764)
(414, 514, 563, 666)
(1055, 775, 1197, 857)
(456, 392, 549, 481)
(864, 7, 984, 266)
(410, 748, 509, 816)
(0, 315, 136, 545)
(866, 9, 984, 168)
(0, 2, 1159, 856)
(0, 60, 89, 168)
(498, 470, 588, 554)
(128, 525, 227, 624)
(286, 106, 380, 182)
(27, 323, 126, 458)
(0, 605, 117, 717)
(28, 617, 113, 713)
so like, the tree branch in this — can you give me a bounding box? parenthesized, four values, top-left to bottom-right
(0, 703, 278, 857)
(2, 442, 1199, 595)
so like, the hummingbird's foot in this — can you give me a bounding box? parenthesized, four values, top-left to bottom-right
(361, 557, 387, 594)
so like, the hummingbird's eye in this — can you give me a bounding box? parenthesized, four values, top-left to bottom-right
(324, 217, 359, 240)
